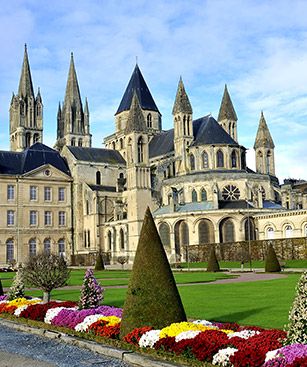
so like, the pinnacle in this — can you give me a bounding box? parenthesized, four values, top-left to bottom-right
(218, 84, 237, 122)
(125, 91, 147, 134)
(254, 111, 275, 149)
(172, 77, 192, 115)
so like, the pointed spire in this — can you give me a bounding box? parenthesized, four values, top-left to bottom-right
(116, 64, 159, 115)
(254, 111, 275, 149)
(36, 87, 42, 103)
(57, 102, 62, 118)
(125, 91, 147, 134)
(18, 44, 34, 98)
(84, 97, 89, 115)
(172, 77, 192, 115)
(218, 84, 237, 122)
(64, 52, 82, 109)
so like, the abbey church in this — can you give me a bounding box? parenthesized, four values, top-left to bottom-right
(0, 46, 306, 266)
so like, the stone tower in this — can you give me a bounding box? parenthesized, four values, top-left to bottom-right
(10, 45, 43, 152)
(218, 84, 238, 141)
(173, 77, 193, 175)
(55, 52, 91, 150)
(254, 111, 275, 176)
(125, 91, 152, 254)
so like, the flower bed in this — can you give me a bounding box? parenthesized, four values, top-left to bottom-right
(0, 297, 306, 367)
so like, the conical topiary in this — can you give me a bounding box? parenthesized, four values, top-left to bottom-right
(120, 207, 186, 338)
(95, 252, 105, 271)
(287, 271, 307, 344)
(265, 244, 281, 272)
(207, 246, 220, 272)
(79, 268, 104, 309)
(8, 270, 25, 300)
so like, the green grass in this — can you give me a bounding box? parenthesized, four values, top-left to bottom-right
(24, 273, 300, 329)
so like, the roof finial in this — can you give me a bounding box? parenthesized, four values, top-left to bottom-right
(136, 55, 138, 65)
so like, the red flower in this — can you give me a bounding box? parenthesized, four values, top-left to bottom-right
(289, 356, 307, 367)
(88, 320, 120, 339)
(191, 330, 229, 362)
(124, 326, 153, 345)
(154, 337, 176, 353)
(20, 301, 76, 322)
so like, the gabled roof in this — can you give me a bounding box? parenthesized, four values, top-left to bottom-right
(0, 143, 70, 176)
(116, 64, 160, 115)
(125, 91, 147, 134)
(67, 146, 126, 165)
(149, 115, 239, 159)
(217, 85, 237, 121)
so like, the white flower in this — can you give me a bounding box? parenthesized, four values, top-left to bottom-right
(175, 330, 201, 342)
(212, 347, 237, 366)
(44, 307, 65, 324)
(228, 330, 260, 339)
(139, 330, 161, 349)
(14, 304, 29, 317)
(193, 319, 213, 326)
(265, 349, 280, 362)
(75, 314, 103, 332)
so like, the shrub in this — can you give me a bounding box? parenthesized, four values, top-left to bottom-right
(7, 270, 25, 300)
(120, 208, 186, 338)
(265, 244, 281, 272)
(78, 269, 104, 309)
(22, 253, 70, 302)
(206, 246, 220, 272)
(287, 271, 307, 344)
(94, 252, 105, 271)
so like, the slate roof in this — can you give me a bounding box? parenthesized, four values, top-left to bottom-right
(88, 185, 117, 192)
(116, 64, 160, 115)
(149, 115, 239, 158)
(218, 200, 254, 209)
(67, 146, 126, 165)
(0, 143, 70, 176)
(154, 201, 214, 215)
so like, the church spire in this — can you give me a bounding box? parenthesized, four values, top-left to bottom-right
(254, 111, 275, 149)
(64, 52, 82, 109)
(218, 84, 237, 122)
(125, 91, 147, 134)
(18, 44, 34, 98)
(172, 77, 192, 115)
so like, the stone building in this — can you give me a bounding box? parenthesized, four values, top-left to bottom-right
(0, 46, 306, 266)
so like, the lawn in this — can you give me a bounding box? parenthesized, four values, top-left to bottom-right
(22, 272, 300, 329)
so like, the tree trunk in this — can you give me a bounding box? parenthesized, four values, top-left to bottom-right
(43, 291, 50, 303)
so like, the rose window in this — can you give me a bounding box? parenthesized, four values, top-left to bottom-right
(222, 185, 240, 200)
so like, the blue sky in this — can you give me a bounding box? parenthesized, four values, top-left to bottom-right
(0, 0, 306, 181)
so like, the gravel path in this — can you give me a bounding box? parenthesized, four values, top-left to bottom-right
(0, 325, 132, 367)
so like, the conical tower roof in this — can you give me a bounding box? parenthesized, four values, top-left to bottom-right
(116, 64, 159, 115)
(172, 77, 192, 115)
(218, 84, 237, 121)
(120, 207, 186, 337)
(64, 52, 82, 109)
(254, 111, 275, 149)
(125, 91, 147, 134)
(18, 44, 34, 98)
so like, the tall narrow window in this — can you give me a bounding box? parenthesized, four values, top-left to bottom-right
(220, 218, 235, 243)
(87, 231, 90, 247)
(78, 139, 82, 147)
(44, 211, 52, 226)
(217, 150, 224, 167)
(137, 137, 144, 163)
(33, 133, 39, 143)
(267, 227, 274, 239)
(202, 151, 209, 168)
(71, 138, 75, 146)
(7, 210, 15, 226)
(7, 185, 15, 200)
(190, 154, 195, 171)
(201, 189, 207, 201)
(241, 152, 246, 169)
(198, 219, 214, 244)
(29, 239, 36, 257)
(58, 187, 65, 202)
(6, 240, 14, 263)
(58, 239, 65, 256)
(147, 113, 152, 128)
(96, 171, 101, 185)
(266, 151, 271, 174)
(26, 132, 31, 147)
(108, 231, 112, 250)
(59, 211, 66, 226)
(44, 238, 51, 254)
(183, 115, 186, 135)
(30, 186, 37, 200)
(30, 211, 37, 225)
(231, 150, 237, 168)
(192, 189, 197, 202)
(120, 228, 125, 250)
(44, 187, 52, 201)
(159, 222, 170, 248)
(285, 225, 293, 238)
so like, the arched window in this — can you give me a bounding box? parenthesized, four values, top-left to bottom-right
(217, 150, 224, 167)
(201, 188, 207, 201)
(285, 225, 293, 238)
(33, 133, 39, 143)
(147, 113, 152, 128)
(266, 151, 271, 174)
(202, 151, 209, 168)
(267, 227, 275, 239)
(244, 218, 256, 241)
(58, 239, 65, 256)
(232, 123, 235, 138)
(190, 154, 195, 171)
(96, 171, 101, 185)
(26, 132, 31, 148)
(180, 221, 189, 246)
(119, 228, 125, 250)
(112, 141, 116, 150)
(29, 238, 36, 257)
(78, 138, 82, 147)
(304, 224, 307, 236)
(219, 218, 235, 243)
(198, 219, 214, 244)
(183, 115, 186, 135)
(187, 116, 190, 135)
(159, 222, 170, 248)
(6, 239, 14, 263)
(108, 231, 112, 250)
(71, 138, 75, 146)
(231, 150, 237, 168)
(137, 137, 144, 163)
(44, 238, 51, 254)
(120, 138, 123, 149)
(257, 151, 263, 172)
(127, 138, 133, 164)
(192, 189, 197, 202)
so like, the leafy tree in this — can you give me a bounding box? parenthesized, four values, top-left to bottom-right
(79, 268, 104, 309)
(94, 252, 105, 271)
(265, 244, 281, 272)
(8, 270, 25, 300)
(120, 207, 186, 338)
(22, 253, 70, 302)
(287, 271, 307, 344)
(207, 246, 220, 272)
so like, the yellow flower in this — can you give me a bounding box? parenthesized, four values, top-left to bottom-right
(98, 315, 121, 326)
(159, 322, 218, 338)
(8, 298, 41, 307)
(220, 329, 235, 334)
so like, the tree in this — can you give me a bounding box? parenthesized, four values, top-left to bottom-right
(207, 246, 220, 272)
(22, 253, 70, 302)
(265, 244, 281, 272)
(8, 270, 25, 300)
(79, 268, 104, 309)
(120, 207, 186, 338)
(287, 271, 307, 344)
(94, 252, 105, 271)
